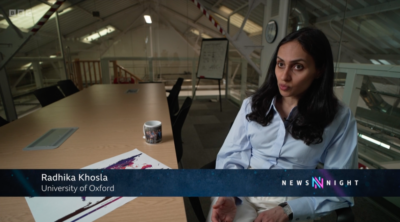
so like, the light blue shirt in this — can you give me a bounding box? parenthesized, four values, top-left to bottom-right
(216, 97, 358, 221)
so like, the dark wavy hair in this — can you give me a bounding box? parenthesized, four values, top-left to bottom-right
(246, 27, 338, 145)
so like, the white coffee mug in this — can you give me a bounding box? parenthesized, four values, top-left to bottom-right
(143, 120, 162, 144)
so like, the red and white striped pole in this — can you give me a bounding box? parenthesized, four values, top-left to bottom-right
(31, 0, 65, 34)
(189, 0, 262, 75)
(190, 0, 225, 35)
(0, 0, 66, 69)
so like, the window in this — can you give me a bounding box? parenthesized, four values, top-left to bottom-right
(81, 25, 116, 43)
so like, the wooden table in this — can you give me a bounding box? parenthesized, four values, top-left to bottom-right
(0, 84, 187, 222)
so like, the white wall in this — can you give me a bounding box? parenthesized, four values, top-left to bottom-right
(74, 22, 198, 79)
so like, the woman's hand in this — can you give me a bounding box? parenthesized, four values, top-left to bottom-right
(254, 206, 289, 222)
(211, 197, 237, 222)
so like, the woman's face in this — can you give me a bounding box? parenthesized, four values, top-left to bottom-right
(275, 40, 319, 100)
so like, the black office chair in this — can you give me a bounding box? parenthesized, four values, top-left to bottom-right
(0, 116, 9, 127)
(166, 78, 184, 93)
(172, 97, 192, 164)
(33, 85, 65, 107)
(172, 78, 184, 114)
(57, 80, 79, 97)
(168, 78, 184, 121)
(189, 159, 355, 222)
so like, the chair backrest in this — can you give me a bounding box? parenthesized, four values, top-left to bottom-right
(57, 80, 79, 97)
(0, 116, 9, 127)
(174, 77, 184, 89)
(167, 87, 180, 117)
(33, 86, 65, 107)
(167, 78, 184, 117)
(172, 97, 192, 163)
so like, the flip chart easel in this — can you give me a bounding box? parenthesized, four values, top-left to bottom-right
(192, 38, 229, 112)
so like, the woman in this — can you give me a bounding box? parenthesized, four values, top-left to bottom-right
(208, 27, 358, 222)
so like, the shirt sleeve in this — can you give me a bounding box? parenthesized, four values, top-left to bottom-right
(287, 105, 359, 221)
(216, 98, 252, 169)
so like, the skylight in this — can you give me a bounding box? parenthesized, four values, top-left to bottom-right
(81, 26, 116, 42)
(190, 29, 212, 39)
(144, 15, 152, 24)
(0, 2, 72, 31)
(359, 133, 390, 149)
(370, 59, 381, 65)
(21, 63, 32, 69)
(378, 59, 391, 65)
(217, 6, 262, 34)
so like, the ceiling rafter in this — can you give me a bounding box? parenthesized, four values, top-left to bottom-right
(23, 2, 144, 56)
(159, 10, 200, 55)
(356, 0, 369, 8)
(315, 0, 400, 24)
(64, 1, 143, 38)
(98, 8, 148, 57)
(325, 35, 370, 64)
(305, 0, 330, 15)
(339, 19, 388, 54)
(211, 0, 225, 10)
(327, 23, 379, 54)
(374, 13, 400, 39)
(159, 4, 223, 38)
(320, 0, 341, 13)
(75, 5, 104, 22)
(305, 7, 321, 17)
(183, 0, 225, 35)
(345, 18, 400, 54)
(363, 54, 400, 61)
(336, 0, 354, 11)
(196, 0, 230, 18)
(362, 17, 400, 50)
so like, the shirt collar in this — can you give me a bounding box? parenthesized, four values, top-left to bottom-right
(266, 96, 277, 115)
(266, 96, 298, 120)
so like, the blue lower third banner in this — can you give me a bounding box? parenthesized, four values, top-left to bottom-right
(0, 169, 398, 197)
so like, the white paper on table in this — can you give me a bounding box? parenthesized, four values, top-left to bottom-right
(25, 149, 170, 222)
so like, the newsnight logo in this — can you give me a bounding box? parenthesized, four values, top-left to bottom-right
(312, 177, 323, 189)
(282, 177, 359, 189)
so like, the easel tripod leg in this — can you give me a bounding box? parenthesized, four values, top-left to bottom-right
(218, 79, 222, 112)
(192, 78, 201, 100)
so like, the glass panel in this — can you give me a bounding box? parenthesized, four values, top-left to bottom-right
(247, 59, 259, 98)
(287, 0, 400, 208)
(211, 2, 263, 104)
(355, 75, 400, 169)
(0, 1, 63, 58)
(287, 0, 400, 172)
(5, 60, 44, 117)
(227, 58, 241, 103)
(0, 0, 67, 118)
(0, 91, 6, 120)
(339, 9, 400, 66)
(110, 58, 199, 98)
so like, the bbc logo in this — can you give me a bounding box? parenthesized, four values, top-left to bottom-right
(9, 9, 32, 17)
